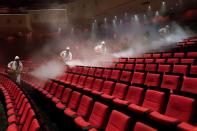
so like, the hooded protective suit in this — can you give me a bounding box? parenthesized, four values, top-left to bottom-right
(94, 41, 107, 54)
(8, 56, 23, 84)
(60, 47, 72, 64)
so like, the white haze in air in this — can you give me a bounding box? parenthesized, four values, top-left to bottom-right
(30, 60, 65, 80)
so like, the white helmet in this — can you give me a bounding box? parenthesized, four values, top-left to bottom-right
(101, 41, 105, 45)
(15, 56, 20, 60)
(66, 47, 70, 50)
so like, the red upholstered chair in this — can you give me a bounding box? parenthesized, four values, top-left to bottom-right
(131, 72, 145, 85)
(133, 122, 158, 131)
(119, 71, 132, 83)
(181, 76, 197, 95)
(158, 64, 171, 73)
(161, 74, 180, 91)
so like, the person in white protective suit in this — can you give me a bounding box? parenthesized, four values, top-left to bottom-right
(158, 25, 170, 37)
(60, 47, 72, 65)
(7, 56, 23, 84)
(94, 41, 107, 54)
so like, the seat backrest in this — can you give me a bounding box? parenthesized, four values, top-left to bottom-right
(125, 86, 144, 105)
(82, 67, 90, 74)
(145, 64, 157, 72)
(60, 88, 72, 104)
(21, 109, 35, 131)
(124, 64, 135, 70)
(19, 103, 31, 124)
(88, 102, 109, 128)
(84, 77, 94, 89)
(153, 53, 161, 58)
(131, 72, 145, 85)
(158, 64, 171, 73)
(49, 83, 58, 95)
(95, 68, 104, 77)
(102, 69, 112, 79)
(167, 58, 179, 64)
(187, 52, 197, 58)
(44, 81, 53, 91)
(77, 76, 86, 86)
(181, 58, 195, 64)
(119, 71, 132, 83)
(54, 85, 64, 98)
(91, 79, 104, 91)
(71, 74, 80, 85)
(112, 83, 128, 99)
(142, 90, 165, 113)
(67, 91, 82, 110)
(28, 119, 40, 131)
(133, 122, 158, 131)
(162, 53, 172, 58)
(161, 74, 180, 90)
(101, 81, 115, 95)
(76, 67, 83, 74)
(135, 59, 144, 63)
(174, 52, 185, 58)
(155, 58, 166, 64)
(165, 94, 195, 122)
(77, 95, 93, 118)
(128, 58, 135, 63)
(144, 73, 161, 87)
(66, 74, 74, 83)
(110, 70, 121, 80)
(105, 110, 130, 131)
(172, 64, 188, 75)
(145, 59, 154, 63)
(119, 58, 127, 63)
(181, 76, 197, 94)
(144, 53, 152, 58)
(88, 68, 96, 76)
(116, 63, 124, 69)
(190, 65, 197, 75)
(135, 64, 145, 71)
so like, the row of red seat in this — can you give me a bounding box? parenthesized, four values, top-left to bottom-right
(22, 72, 197, 131)
(65, 66, 197, 95)
(0, 75, 40, 131)
(71, 63, 197, 76)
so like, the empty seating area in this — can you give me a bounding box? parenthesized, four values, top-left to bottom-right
(18, 37, 197, 131)
(0, 75, 40, 131)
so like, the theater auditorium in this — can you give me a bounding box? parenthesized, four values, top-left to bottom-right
(0, 0, 197, 131)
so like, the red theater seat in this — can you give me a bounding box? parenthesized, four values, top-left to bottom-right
(172, 64, 188, 75)
(128, 58, 135, 63)
(145, 59, 154, 63)
(144, 73, 161, 87)
(177, 122, 197, 131)
(88, 68, 96, 76)
(101, 83, 128, 100)
(64, 74, 74, 84)
(174, 52, 185, 58)
(82, 67, 90, 75)
(145, 64, 157, 72)
(167, 58, 179, 64)
(83, 77, 94, 92)
(135, 59, 144, 63)
(105, 110, 130, 131)
(64, 95, 93, 118)
(119, 71, 132, 83)
(161, 75, 180, 90)
(52, 85, 65, 103)
(158, 64, 171, 73)
(74, 102, 109, 130)
(149, 94, 195, 125)
(94, 68, 104, 77)
(153, 53, 161, 58)
(113, 86, 144, 106)
(75, 76, 86, 89)
(144, 54, 152, 58)
(133, 122, 158, 131)
(116, 63, 124, 69)
(124, 64, 135, 70)
(45, 83, 58, 98)
(55, 88, 72, 105)
(181, 76, 197, 94)
(181, 58, 195, 64)
(162, 53, 172, 58)
(110, 70, 121, 81)
(92, 81, 114, 96)
(131, 72, 145, 85)
(135, 64, 145, 71)
(187, 52, 197, 58)
(128, 90, 165, 114)
(190, 65, 197, 75)
(119, 58, 127, 63)
(102, 69, 112, 79)
(70, 74, 80, 87)
(91, 79, 104, 92)
(155, 58, 166, 63)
